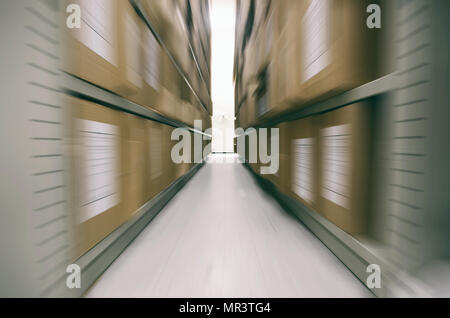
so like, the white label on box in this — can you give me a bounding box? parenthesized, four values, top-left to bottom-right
(125, 12, 143, 88)
(320, 124, 352, 209)
(149, 128, 162, 180)
(302, 0, 331, 82)
(76, 119, 120, 223)
(144, 28, 161, 91)
(292, 138, 315, 204)
(77, 0, 117, 66)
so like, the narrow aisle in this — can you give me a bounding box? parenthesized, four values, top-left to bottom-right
(86, 155, 372, 298)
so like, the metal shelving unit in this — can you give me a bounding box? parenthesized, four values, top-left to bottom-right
(252, 73, 399, 128)
(61, 72, 211, 138)
(130, 0, 211, 115)
(235, 73, 402, 297)
(243, 163, 393, 298)
(235, 73, 398, 137)
(187, 32, 211, 96)
(49, 163, 204, 298)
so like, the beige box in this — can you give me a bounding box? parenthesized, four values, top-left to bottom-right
(62, 0, 120, 92)
(265, 1, 303, 118)
(246, 82, 257, 127)
(160, 88, 177, 120)
(122, 113, 147, 221)
(160, 51, 183, 119)
(267, 31, 294, 117)
(270, 122, 291, 194)
(316, 103, 371, 234)
(115, 0, 145, 96)
(288, 117, 318, 210)
(235, 0, 251, 53)
(162, 124, 176, 189)
(146, 120, 164, 201)
(141, 0, 174, 41)
(69, 97, 127, 258)
(132, 21, 163, 111)
(180, 102, 191, 126)
(287, 0, 378, 105)
(63, 0, 144, 97)
(237, 104, 245, 130)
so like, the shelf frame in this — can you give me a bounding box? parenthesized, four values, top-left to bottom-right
(240, 73, 399, 128)
(242, 161, 421, 298)
(130, 0, 211, 115)
(61, 72, 211, 138)
(48, 162, 205, 298)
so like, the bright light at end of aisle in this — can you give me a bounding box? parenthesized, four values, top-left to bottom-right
(210, 0, 236, 153)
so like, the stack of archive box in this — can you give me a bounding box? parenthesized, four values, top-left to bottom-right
(234, 0, 389, 235)
(62, 0, 212, 256)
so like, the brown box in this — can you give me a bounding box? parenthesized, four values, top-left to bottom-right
(246, 83, 258, 127)
(235, 0, 251, 54)
(238, 103, 247, 129)
(141, 0, 174, 41)
(62, 0, 120, 92)
(115, 0, 145, 97)
(267, 30, 294, 117)
(132, 21, 163, 111)
(264, 1, 303, 118)
(122, 113, 147, 220)
(146, 120, 164, 201)
(162, 124, 176, 189)
(287, 0, 378, 105)
(316, 103, 371, 234)
(69, 97, 127, 258)
(270, 122, 291, 194)
(63, 0, 145, 97)
(288, 117, 318, 210)
(160, 51, 182, 119)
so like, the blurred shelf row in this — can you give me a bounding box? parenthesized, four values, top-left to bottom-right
(62, 0, 213, 129)
(233, 0, 450, 297)
(0, 0, 213, 297)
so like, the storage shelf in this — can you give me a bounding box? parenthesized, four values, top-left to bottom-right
(48, 162, 204, 298)
(187, 32, 211, 97)
(243, 162, 402, 298)
(61, 72, 210, 138)
(130, 0, 211, 115)
(247, 73, 399, 128)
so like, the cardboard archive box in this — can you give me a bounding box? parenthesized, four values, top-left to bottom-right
(69, 97, 127, 258)
(146, 120, 164, 201)
(272, 122, 291, 194)
(286, 0, 379, 105)
(288, 116, 318, 210)
(63, 0, 145, 98)
(122, 113, 148, 221)
(162, 124, 176, 189)
(135, 20, 163, 112)
(316, 102, 371, 234)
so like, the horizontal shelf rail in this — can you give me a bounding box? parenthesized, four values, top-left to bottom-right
(61, 72, 211, 138)
(242, 73, 399, 128)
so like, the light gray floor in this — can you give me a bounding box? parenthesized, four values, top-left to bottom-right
(85, 154, 372, 298)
